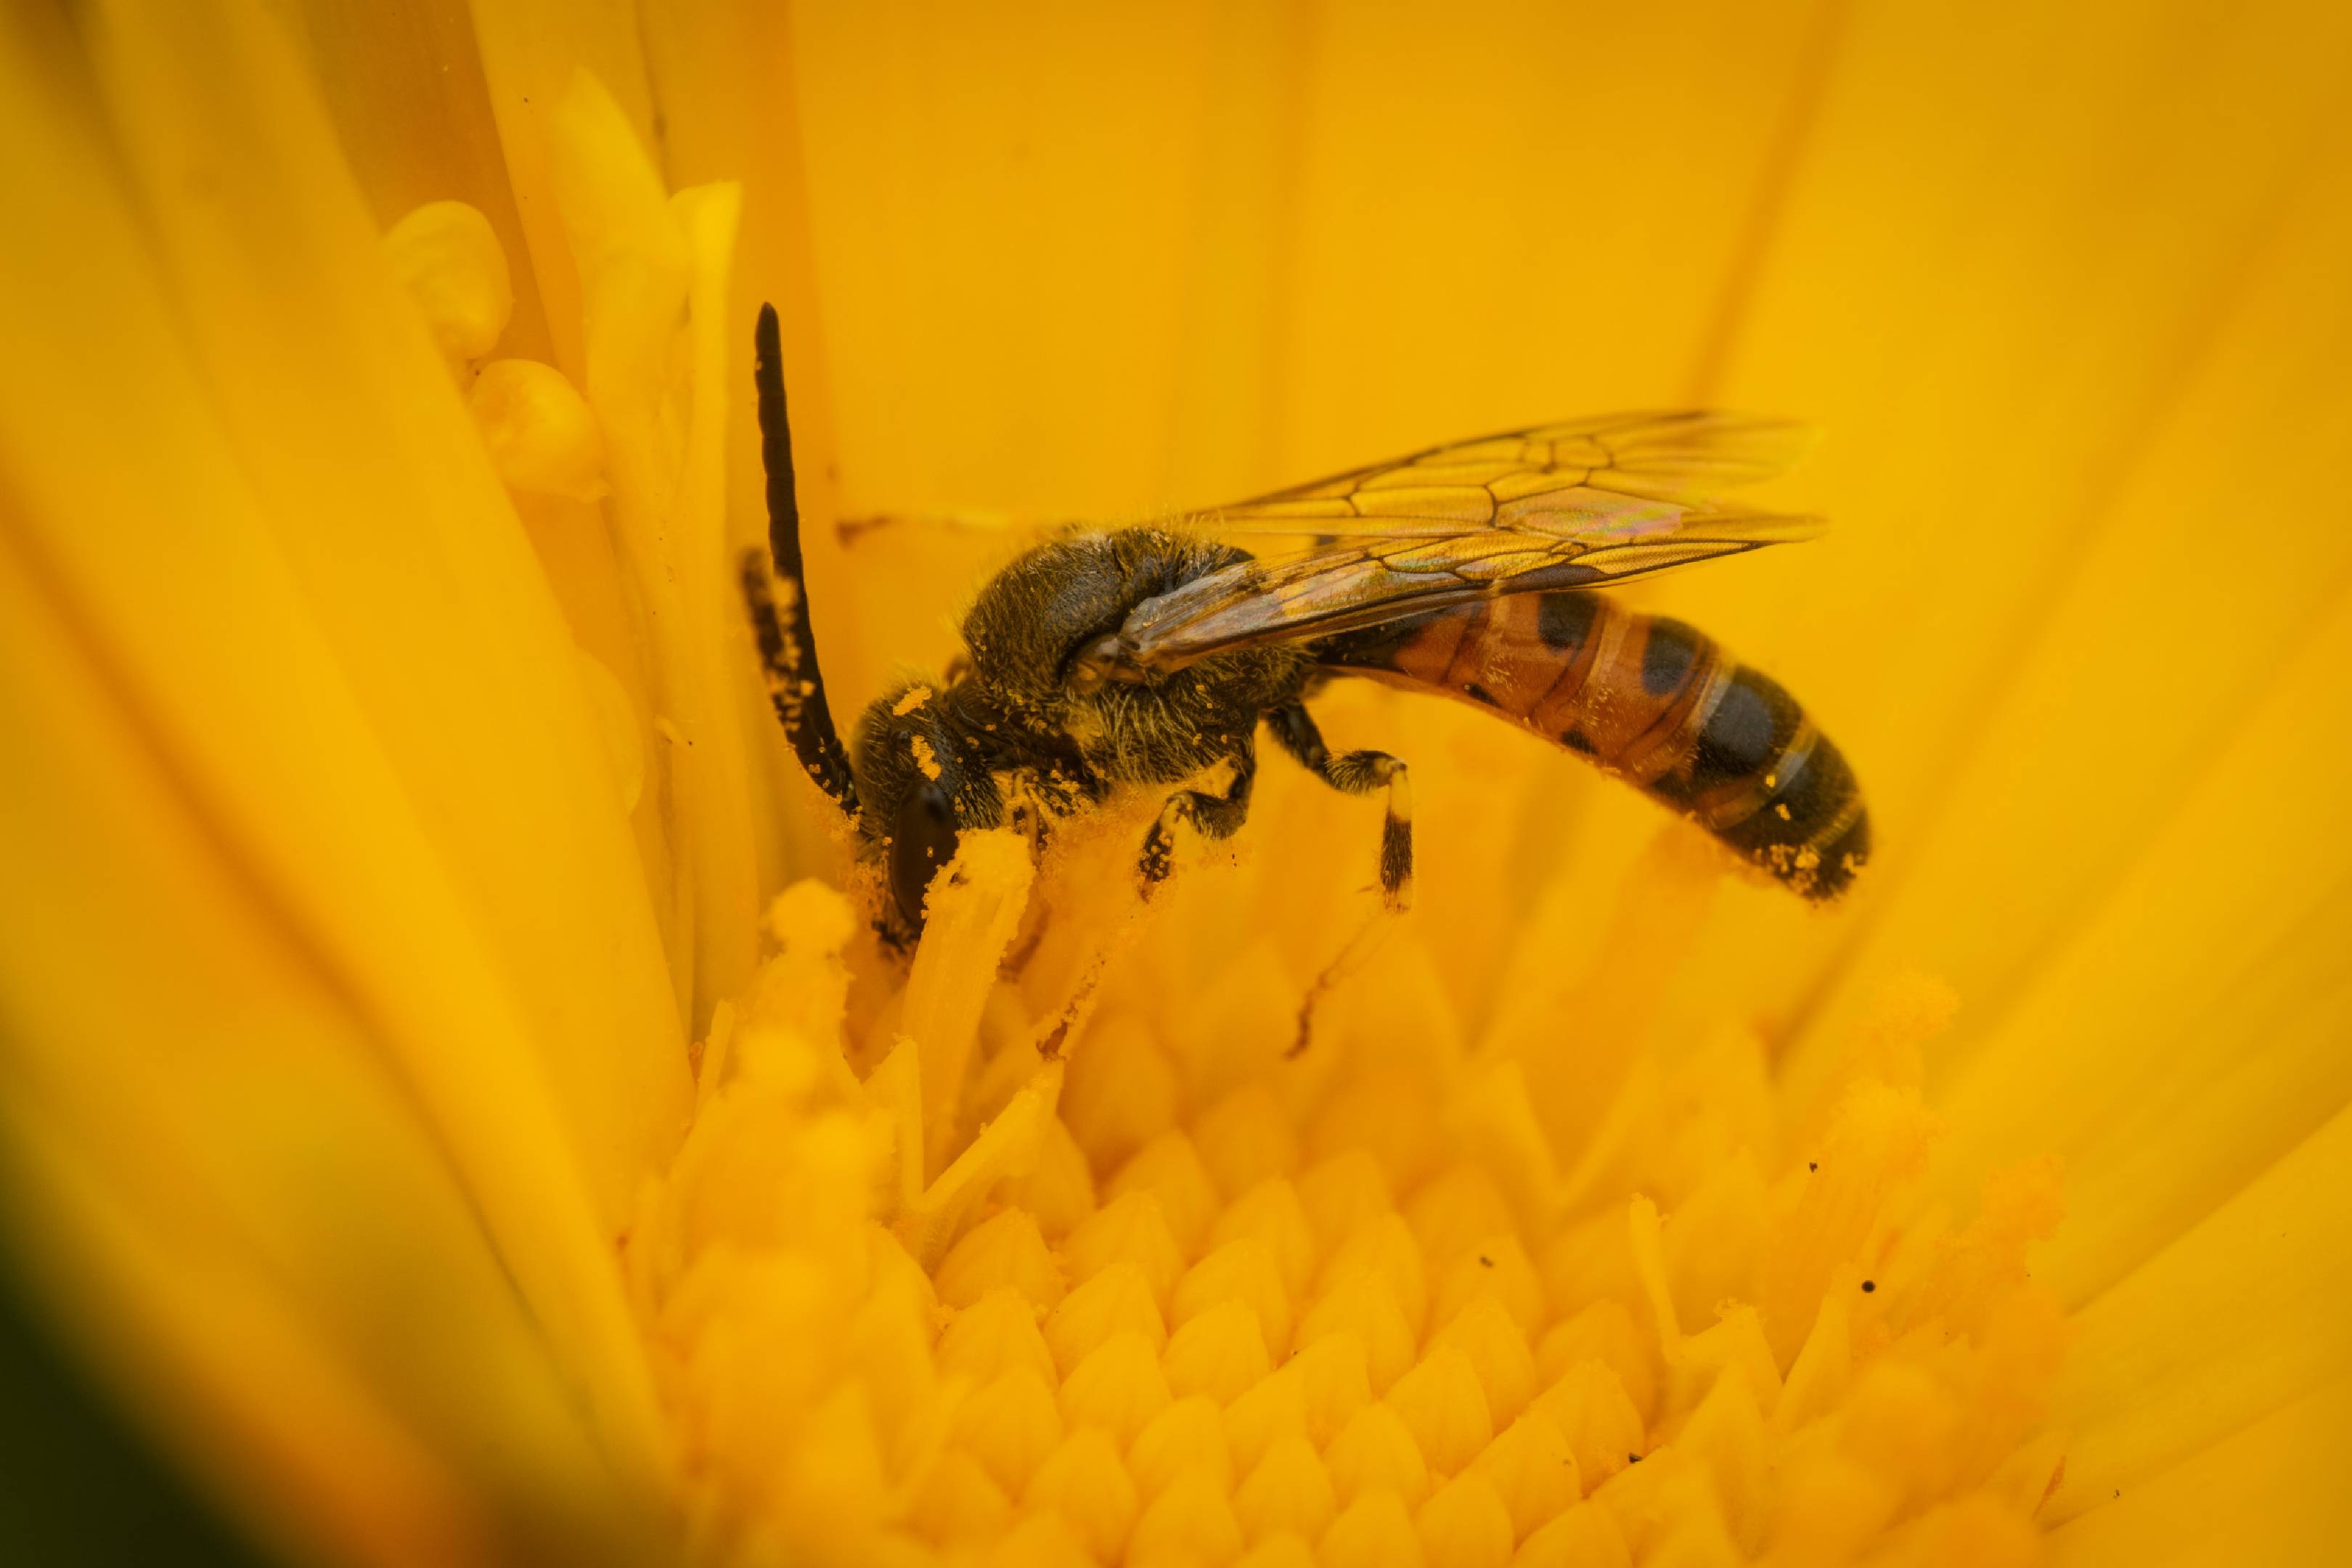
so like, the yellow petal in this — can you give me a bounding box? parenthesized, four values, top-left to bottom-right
(0, 0, 671, 1484)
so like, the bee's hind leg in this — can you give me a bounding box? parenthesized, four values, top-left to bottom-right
(1267, 703, 1412, 911)
(1140, 743, 1257, 893)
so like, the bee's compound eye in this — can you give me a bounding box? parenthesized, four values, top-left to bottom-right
(889, 781, 960, 929)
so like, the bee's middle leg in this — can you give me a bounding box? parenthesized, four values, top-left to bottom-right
(1267, 702, 1412, 911)
(1140, 743, 1257, 891)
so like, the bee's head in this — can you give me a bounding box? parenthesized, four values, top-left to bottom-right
(854, 682, 1002, 934)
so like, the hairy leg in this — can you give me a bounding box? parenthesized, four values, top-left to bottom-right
(1139, 744, 1258, 892)
(1266, 702, 1413, 911)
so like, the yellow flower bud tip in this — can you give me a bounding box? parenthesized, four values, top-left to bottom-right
(467, 358, 608, 502)
(380, 199, 512, 364)
(1127, 1466, 1244, 1565)
(1326, 1401, 1433, 1510)
(1163, 1298, 1273, 1404)
(1045, 1260, 1168, 1376)
(1130, 1396, 1233, 1500)
(1024, 1429, 1138, 1561)
(1236, 1434, 1336, 1543)
(1059, 1328, 1175, 1445)
(952, 1365, 1064, 1496)
(1417, 1471, 1514, 1568)
(1321, 1490, 1425, 1568)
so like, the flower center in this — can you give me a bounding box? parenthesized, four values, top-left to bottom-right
(621, 777, 2066, 1567)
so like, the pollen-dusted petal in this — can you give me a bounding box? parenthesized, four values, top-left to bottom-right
(984, 1509, 1095, 1568)
(1900, 1155, 2063, 1344)
(1060, 1328, 1175, 1445)
(1209, 1178, 1319, 1301)
(936, 1208, 1065, 1311)
(1325, 1401, 1434, 1509)
(1174, 1237, 1295, 1355)
(1192, 1082, 1304, 1198)
(1296, 1150, 1397, 1256)
(1045, 1260, 1169, 1376)
(468, 357, 607, 501)
(1472, 1412, 1579, 1542)
(1432, 1233, 1547, 1341)
(1761, 1085, 1937, 1365)
(1233, 1434, 1337, 1545)
(1107, 1132, 1223, 1260)
(1531, 1363, 1644, 1490)
(1418, 1471, 1516, 1568)
(1296, 1273, 1418, 1395)
(1024, 1428, 1138, 1562)
(1159, 1298, 1269, 1403)
(940, 1284, 1058, 1387)
(1433, 1295, 1538, 1426)
(1127, 1465, 1245, 1566)
(1387, 1345, 1495, 1476)
(1061, 1013, 1180, 1173)
(1222, 1361, 1310, 1474)
(380, 199, 512, 364)
(909, 1449, 1016, 1547)
(1130, 1395, 1233, 1502)
(906, 832, 1042, 1181)
(1512, 1501, 1632, 1568)
(1321, 1491, 1426, 1568)
(1537, 1301, 1656, 1424)
(1003, 1111, 1099, 1242)
(1061, 1187, 1186, 1301)
(912, 1051, 1069, 1267)
(1316, 1214, 1430, 1339)
(1291, 1333, 1374, 1446)
(954, 1364, 1066, 1496)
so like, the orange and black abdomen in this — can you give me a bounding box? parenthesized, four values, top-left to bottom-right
(1318, 592, 1869, 899)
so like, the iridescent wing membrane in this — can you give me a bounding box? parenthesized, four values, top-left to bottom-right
(1097, 412, 1820, 677)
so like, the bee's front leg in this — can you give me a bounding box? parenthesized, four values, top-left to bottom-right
(1139, 744, 1257, 894)
(1267, 703, 1412, 911)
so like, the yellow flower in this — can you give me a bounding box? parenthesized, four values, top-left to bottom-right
(3, 3, 2348, 1567)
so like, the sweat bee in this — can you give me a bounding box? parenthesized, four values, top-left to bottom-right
(743, 305, 1869, 935)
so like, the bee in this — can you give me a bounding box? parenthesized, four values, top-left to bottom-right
(742, 305, 1868, 935)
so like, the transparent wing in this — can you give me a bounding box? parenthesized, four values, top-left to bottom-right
(1098, 412, 1820, 676)
(1209, 410, 1815, 538)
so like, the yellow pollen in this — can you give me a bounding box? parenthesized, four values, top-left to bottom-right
(628, 788, 2067, 1564)
(896, 685, 935, 715)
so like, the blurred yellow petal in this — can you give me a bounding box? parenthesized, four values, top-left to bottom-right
(0, 509, 648, 1563)
(2047, 1375, 2352, 1566)
(2041, 1097, 2352, 1522)
(1, 0, 671, 1487)
(1936, 583, 2352, 1302)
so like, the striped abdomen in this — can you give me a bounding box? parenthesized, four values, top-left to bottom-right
(1318, 592, 1869, 899)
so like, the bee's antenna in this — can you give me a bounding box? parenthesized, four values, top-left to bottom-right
(746, 302, 861, 816)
